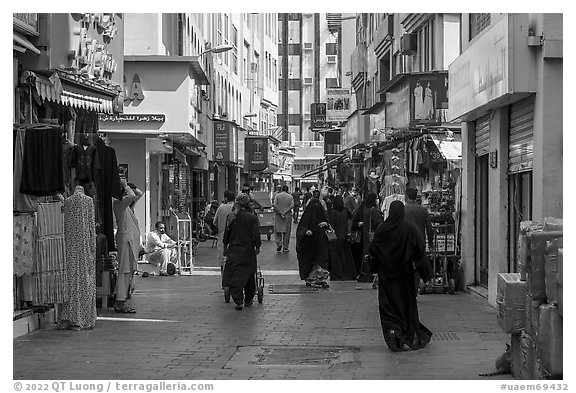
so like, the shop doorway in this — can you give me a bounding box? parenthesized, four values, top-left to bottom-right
(475, 155, 489, 287)
(508, 171, 533, 273)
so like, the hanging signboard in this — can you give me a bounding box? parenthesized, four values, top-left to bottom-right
(245, 137, 269, 172)
(311, 103, 327, 129)
(409, 72, 448, 127)
(326, 88, 351, 122)
(213, 121, 231, 163)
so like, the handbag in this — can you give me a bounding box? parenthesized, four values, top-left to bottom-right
(361, 253, 377, 275)
(325, 228, 338, 242)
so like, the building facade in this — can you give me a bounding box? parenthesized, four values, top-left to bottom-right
(449, 13, 563, 305)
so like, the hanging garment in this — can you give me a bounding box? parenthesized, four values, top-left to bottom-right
(68, 143, 100, 183)
(59, 186, 97, 329)
(381, 194, 406, 220)
(30, 201, 68, 305)
(20, 125, 64, 197)
(13, 214, 35, 277)
(13, 128, 38, 212)
(62, 140, 75, 197)
(94, 138, 122, 251)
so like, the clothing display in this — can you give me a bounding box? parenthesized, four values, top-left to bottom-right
(13, 128, 37, 212)
(28, 201, 69, 305)
(94, 137, 123, 251)
(20, 125, 64, 197)
(13, 214, 35, 277)
(68, 143, 100, 183)
(382, 194, 405, 219)
(59, 186, 97, 329)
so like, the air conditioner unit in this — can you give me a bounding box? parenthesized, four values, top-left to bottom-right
(303, 77, 313, 85)
(400, 33, 417, 54)
(250, 62, 258, 73)
(303, 42, 313, 50)
(326, 55, 337, 64)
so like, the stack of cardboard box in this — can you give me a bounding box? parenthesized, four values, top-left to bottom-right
(497, 218, 563, 380)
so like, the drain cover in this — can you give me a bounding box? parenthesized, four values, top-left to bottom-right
(226, 346, 359, 368)
(431, 332, 460, 342)
(268, 284, 319, 294)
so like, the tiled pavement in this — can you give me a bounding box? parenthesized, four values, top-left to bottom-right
(13, 226, 513, 380)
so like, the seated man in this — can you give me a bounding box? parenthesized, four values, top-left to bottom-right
(146, 221, 177, 275)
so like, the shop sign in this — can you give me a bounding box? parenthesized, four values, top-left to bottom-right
(326, 89, 351, 122)
(98, 114, 166, 123)
(409, 72, 448, 127)
(213, 121, 231, 163)
(245, 137, 269, 172)
(311, 103, 327, 128)
(448, 15, 519, 121)
(118, 164, 128, 180)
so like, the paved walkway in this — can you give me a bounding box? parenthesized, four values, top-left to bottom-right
(13, 226, 512, 380)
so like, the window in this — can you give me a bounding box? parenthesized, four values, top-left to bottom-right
(223, 14, 229, 66)
(243, 42, 250, 82)
(325, 78, 339, 89)
(416, 19, 434, 72)
(470, 13, 491, 41)
(325, 43, 337, 56)
(232, 26, 238, 74)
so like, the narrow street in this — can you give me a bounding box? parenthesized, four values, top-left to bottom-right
(13, 227, 512, 380)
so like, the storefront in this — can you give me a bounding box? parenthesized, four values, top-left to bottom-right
(448, 14, 562, 305)
(13, 14, 123, 326)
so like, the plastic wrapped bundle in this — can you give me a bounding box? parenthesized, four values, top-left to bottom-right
(517, 221, 543, 280)
(537, 303, 563, 378)
(524, 292, 542, 337)
(557, 246, 563, 316)
(543, 217, 563, 232)
(497, 273, 527, 334)
(527, 231, 563, 302)
(520, 332, 535, 380)
(544, 238, 562, 304)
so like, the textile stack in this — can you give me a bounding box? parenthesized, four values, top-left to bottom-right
(497, 217, 563, 379)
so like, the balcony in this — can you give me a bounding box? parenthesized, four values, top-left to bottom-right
(14, 13, 39, 35)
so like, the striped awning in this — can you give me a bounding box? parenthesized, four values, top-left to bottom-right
(33, 73, 115, 114)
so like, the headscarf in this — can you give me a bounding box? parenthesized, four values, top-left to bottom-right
(353, 191, 378, 222)
(369, 200, 424, 278)
(332, 195, 344, 211)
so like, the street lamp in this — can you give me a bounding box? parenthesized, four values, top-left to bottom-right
(198, 44, 234, 57)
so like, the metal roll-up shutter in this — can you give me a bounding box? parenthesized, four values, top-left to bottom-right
(475, 114, 491, 156)
(508, 96, 535, 173)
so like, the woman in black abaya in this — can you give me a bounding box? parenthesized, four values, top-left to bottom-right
(296, 198, 330, 288)
(327, 195, 357, 280)
(369, 200, 432, 351)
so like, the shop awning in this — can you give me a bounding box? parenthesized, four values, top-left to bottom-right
(431, 136, 462, 160)
(301, 154, 346, 178)
(33, 73, 115, 113)
(13, 32, 40, 54)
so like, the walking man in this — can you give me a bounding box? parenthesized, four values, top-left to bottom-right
(404, 187, 435, 284)
(214, 190, 236, 284)
(291, 187, 302, 223)
(341, 184, 358, 217)
(273, 185, 294, 252)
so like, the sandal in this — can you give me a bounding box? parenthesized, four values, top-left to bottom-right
(114, 306, 136, 314)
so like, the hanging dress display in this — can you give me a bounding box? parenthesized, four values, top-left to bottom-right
(13, 214, 35, 277)
(25, 201, 68, 305)
(58, 186, 97, 329)
(13, 127, 37, 212)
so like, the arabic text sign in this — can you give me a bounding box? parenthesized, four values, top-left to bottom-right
(448, 16, 509, 120)
(98, 114, 166, 123)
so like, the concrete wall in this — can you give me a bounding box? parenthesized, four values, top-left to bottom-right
(124, 13, 162, 55)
